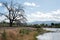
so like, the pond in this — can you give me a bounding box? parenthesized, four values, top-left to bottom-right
(37, 28, 60, 40)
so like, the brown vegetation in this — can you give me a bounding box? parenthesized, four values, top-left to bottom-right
(0, 27, 39, 40)
(0, 27, 49, 40)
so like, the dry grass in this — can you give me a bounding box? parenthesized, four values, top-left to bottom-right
(0, 27, 38, 40)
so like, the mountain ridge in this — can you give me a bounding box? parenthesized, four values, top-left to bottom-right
(28, 21, 60, 24)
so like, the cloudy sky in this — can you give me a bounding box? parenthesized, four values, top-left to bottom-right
(0, 0, 60, 22)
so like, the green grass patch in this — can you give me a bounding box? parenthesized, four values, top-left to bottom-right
(19, 29, 31, 35)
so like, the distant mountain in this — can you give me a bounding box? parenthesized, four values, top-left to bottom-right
(28, 21, 60, 25)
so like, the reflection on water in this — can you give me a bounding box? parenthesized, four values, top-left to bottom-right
(43, 28, 60, 31)
(37, 28, 60, 40)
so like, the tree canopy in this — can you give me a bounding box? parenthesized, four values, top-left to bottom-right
(0, 1, 27, 27)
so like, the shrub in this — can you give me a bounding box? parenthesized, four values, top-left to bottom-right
(33, 24, 41, 28)
(36, 28, 44, 34)
(19, 29, 30, 35)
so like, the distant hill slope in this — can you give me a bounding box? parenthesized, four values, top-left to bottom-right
(28, 21, 60, 25)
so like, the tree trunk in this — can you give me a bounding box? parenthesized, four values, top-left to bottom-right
(10, 20, 13, 27)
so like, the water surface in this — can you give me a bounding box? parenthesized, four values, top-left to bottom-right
(37, 28, 60, 40)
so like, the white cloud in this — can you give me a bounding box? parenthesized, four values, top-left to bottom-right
(0, 8, 60, 23)
(0, 3, 2, 6)
(0, 16, 6, 22)
(26, 9, 60, 22)
(24, 2, 40, 7)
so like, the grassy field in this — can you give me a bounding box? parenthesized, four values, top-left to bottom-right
(0, 27, 49, 40)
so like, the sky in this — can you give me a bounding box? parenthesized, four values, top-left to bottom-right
(0, 0, 60, 22)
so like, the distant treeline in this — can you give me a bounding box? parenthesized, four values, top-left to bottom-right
(0, 21, 27, 27)
(0, 21, 60, 28)
(26, 23, 60, 28)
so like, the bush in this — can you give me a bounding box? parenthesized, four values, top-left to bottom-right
(33, 24, 41, 28)
(36, 28, 44, 34)
(19, 29, 31, 35)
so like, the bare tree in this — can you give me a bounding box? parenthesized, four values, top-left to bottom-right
(0, 1, 27, 27)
